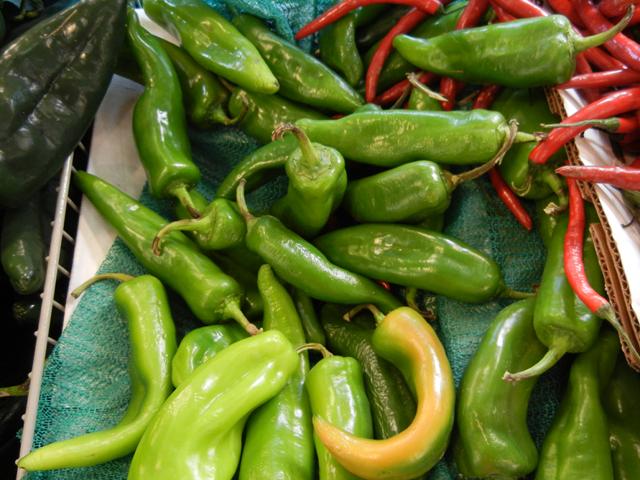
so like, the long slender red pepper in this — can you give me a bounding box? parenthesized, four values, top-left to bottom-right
(295, 0, 442, 40)
(365, 8, 427, 102)
(575, 0, 640, 71)
(489, 2, 516, 22)
(558, 69, 640, 89)
(439, 0, 489, 110)
(599, 1, 640, 26)
(574, 52, 602, 103)
(599, 0, 639, 17)
(557, 165, 640, 189)
(489, 0, 546, 18)
(374, 72, 436, 104)
(548, 0, 584, 26)
(583, 46, 628, 70)
(472, 84, 501, 109)
(530, 87, 640, 164)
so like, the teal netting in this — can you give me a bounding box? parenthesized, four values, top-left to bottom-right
(25, 1, 564, 479)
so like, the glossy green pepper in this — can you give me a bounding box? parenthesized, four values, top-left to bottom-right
(296, 109, 533, 166)
(239, 265, 314, 480)
(407, 85, 443, 111)
(155, 37, 240, 128)
(314, 224, 525, 304)
(536, 195, 563, 248)
(229, 89, 327, 144)
(321, 303, 416, 440)
(393, 13, 631, 88)
(535, 328, 619, 480)
(603, 356, 640, 480)
(270, 125, 347, 238)
(236, 181, 402, 313)
(171, 324, 248, 388)
(128, 330, 298, 480)
(233, 14, 363, 113)
(18, 273, 177, 470)
(305, 344, 374, 480)
(142, 0, 279, 94)
(74, 171, 259, 334)
(128, 8, 201, 217)
(454, 298, 545, 479)
(292, 288, 326, 345)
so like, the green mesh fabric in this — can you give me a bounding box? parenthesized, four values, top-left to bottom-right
(25, 2, 563, 479)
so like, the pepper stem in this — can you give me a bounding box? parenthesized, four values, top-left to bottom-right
(71, 273, 136, 298)
(296, 342, 333, 358)
(272, 123, 319, 169)
(500, 287, 535, 299)
(406, 72, 449, 102)
(343, 304, 386, 325)
(574, 6, 634, 53)
(235, 179, 255, 223)
(599, 304, 640, 365)
(168, 184, 201, 219)
(405, 287, 420, 312)
(211, 104, 246, 126)
(0, 378, 30, 398)
(541, 118, 621, 132)
(503, 346, 567, 383)
(225, 302, 261, 336)
(152, 215, 212, 256)
(513, 131, 539, 144)
(540, 170, 568, 215)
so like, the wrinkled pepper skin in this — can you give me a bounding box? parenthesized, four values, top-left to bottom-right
(454, 298, 545, 479)
(306, 354, 374, 480)
(315, 224, 506, 303)
(296, 109, 511, 166)
(229, 89, 327, 144)
(233, 14, 363, 113)
(18, 275, 177, 470)
(0, 0, 126, 207)
(603, 357, 640, 480)
(239, 265, 314, 480)
(321, 304, 417, 440)
(535, 328, 619, 480)
(128, 330, 298, 480)
(171, 324, 248, 388)
(143, 0, 279, 94)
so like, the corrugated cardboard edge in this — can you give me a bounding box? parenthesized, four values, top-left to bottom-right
(546, 88, 640, 370)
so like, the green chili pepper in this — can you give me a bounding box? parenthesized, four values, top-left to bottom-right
(296, 109, 533, 166)
(73, 171, 259, 335)
(239, 265, 314, 480)
(320, 16, 362, 88)
(417, 213, 445, 232)
(128, 330, 298, 480)
(407, 86, 443, 111)
(1, 194, 45, 295)
(535, 328, 619, 480)
(155, 37, 240, 128)
(504, 214, 603, 382)
(536, 195, 563, 248)
(356, 6, 410, 49)
(18, 273, 177, 470)
(603, 356, 640, 480)
(207, 252, 263, 319)
(270, 125, 347, 237)
(142, 0, 279, 94)
(315, 223, 525, 304)
(492, 88, 567, 205)
(320, 303, 416, 440)
(393, 13, 631, 88)
(292, 287, 325, 345)
(304, 344, 374, 480)
(233, 14, 363, 113)
(171, 324, 248, 388)
(128, 8, 201, 217)
(229, 89, 327, 144)
(454, 297, 545, 479)
(12, 295, 42, 331)
(235, 180, 401, 313)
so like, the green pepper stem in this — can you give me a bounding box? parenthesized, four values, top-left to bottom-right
(235, 179, 255, 223)
(343, 304, 386, 325)
(573, 7, 634, 53)
(225, 302, 261, 336)
(599, 305, 640, 365)
(212, 101, 247, 126)
(513, 131, 539, 144)
(500, 288, 535, 299)
(168, 184, 201, 219)
(152, 215, 212, 256)
(540, 170, 568, 215)
(296, 342, 333, 358)
(405, 287, 420, 312)
(0, 378, 30, 398)
(272, 123, 319, 169)
(406, 72, 449, 103)
(71, 273, 136, 298)
(541, 118, 621, 132)
(503, 346, 566, 383)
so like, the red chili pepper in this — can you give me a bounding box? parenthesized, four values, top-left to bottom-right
(488, 169, 534, 230)
(489, 0, 546, 18)
(377, 280, 392, 290)
(599, 0, 639, 17)
(373, 72, 436, 105)
(365, 8, 428, 102)
(557, 164, 640, 189)
(630, 157, 640, 167)
(558, 69, 640, 89)
(574, 52, 602, 103)
(575, 0, 640, 71)
(583, 46, 628, 70)
(439, 0, 490, 109)
(472, 84, 501, 109)
(295, 0, 442, 40)
(548, 0, 585, 26)
(530, 87, 640, 164)
(599, 2, 640, 26)
(489, 2, 516, 22)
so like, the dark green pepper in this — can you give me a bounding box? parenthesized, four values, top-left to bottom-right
(536, 195, 563, 248)
(171, 324, 248, 388)
(454, 297, 545, 479)
(74, 171, 259, 335)
(143, 0, 279, 94)
(128, 8, 201, 217)
(292, 287, 325, 345)
(207, 252, 263, 319)
(393, 13, 630, 88)
(535, 328, 619, 480)
(18, 273, 177, 470)
(1, 194, 45, 295)
(314, 223, 524, 304)
(356, 6, 410, 49)
(0, 0, 126, 207)
(239, 265, 314, 480)
(321, 303, 416, 440)
(235, 181, 402, 313)
(12, 295, 42, 331)
(233, 14, 363, 113)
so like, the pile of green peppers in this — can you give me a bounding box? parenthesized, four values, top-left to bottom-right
(5, 1, 640, 479)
